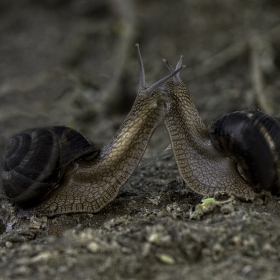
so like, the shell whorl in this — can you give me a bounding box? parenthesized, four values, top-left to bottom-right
(209, 109, 280, 194)
(2, 126, 100, 208)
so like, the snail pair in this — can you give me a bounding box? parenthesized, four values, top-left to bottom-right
(1, 45, 279, 216)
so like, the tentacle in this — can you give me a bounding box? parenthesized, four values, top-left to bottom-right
(145, 65, 185, 95)
(163, 56, 184, 85)
(135, 43, 146, 90)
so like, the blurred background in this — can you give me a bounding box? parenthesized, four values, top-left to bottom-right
(0, 0, 280, 168)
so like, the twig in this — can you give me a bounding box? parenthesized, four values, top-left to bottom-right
(183, 22, 280, 83)
(249, 36, 274, 114)
(184, 41, 248, 82)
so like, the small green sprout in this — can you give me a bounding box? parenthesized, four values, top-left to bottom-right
(189, 196, 234, 220)
(156, 253, 176, 265)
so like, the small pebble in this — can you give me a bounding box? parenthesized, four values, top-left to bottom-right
(87, 242, 100, 253)
(5, 241, 13, 248)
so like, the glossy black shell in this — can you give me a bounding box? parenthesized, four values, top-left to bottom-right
(2, 126, 100, 208)
(209, 110, 280, 194)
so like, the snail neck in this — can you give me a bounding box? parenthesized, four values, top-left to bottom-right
(164, 82, 212, 153)
(163, 81, 255, 200)
(97, 92, 165, 175)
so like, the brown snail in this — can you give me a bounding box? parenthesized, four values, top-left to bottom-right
(1, 45, 183, 215)
(162, 56, 280, 200)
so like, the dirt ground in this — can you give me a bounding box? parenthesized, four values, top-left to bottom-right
(1, 0, 280, 279)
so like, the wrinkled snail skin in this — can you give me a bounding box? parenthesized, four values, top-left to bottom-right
(162, 57, 257, 201)
(2, 46, 183, 216)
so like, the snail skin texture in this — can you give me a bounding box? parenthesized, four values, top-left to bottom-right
(1, 45, 183, 215)
(162, 56, 280, 200)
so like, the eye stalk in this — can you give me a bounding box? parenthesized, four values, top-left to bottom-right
(163, 56, 184, 85)
(135, 44, 185, 95)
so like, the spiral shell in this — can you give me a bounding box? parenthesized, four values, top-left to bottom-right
(209, 109, 280, 194)
(2, 126, 100, 208)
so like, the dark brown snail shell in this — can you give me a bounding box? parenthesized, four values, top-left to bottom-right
(209, 109, 280, 195)
(2, 126, 100, 208)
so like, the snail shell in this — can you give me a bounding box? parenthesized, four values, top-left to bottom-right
(2, 126, 100, 208)
(209, 109, 280, 195)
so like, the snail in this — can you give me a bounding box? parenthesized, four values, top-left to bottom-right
(1, 45, 184, 215)
(162, 55, 280, 200)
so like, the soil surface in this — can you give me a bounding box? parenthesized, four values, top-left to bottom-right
(1, 0, 280, 279)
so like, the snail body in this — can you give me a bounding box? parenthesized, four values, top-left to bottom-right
(1, 45, 183, 215)
(161, 56, 278, 200)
